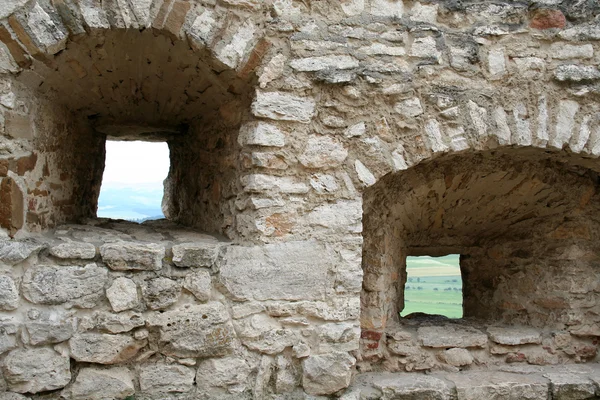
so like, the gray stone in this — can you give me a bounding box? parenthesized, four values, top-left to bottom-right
(252, 91, 316, 123)
(439, 348, 473, 367)
(196, 356, 252, 392)
(183, 269, 212, 302)
(214, 19, 257, 69)
(146, 303, 236, 358)
(446, 371, 549, 400)
(90, 311, 145, 334)
(219, 241, 332, 301)
(394, 98, 424, 118)
(49, 241, 96, 259)
(0, 276, 18, 310)
(238, 121, 286, 147)
(554, 65, 600, 82)
(368, 373, 456, 400)
(12, 3, 68, 55)
(67, 367, 135, 400)
(0, 393, 29, 400)
(298, 135, 348, 168)
(3, 348, 71, 393)
(371, 0, 403, 17)
(290, 55, 359, 72)
(543, 372, 596, 400)
(355, 160, 376, 186)
(0, 240, 45, 265)
(142, 277, 181, 310)
(418, 325, 488, 348)
(302, 352, 355, 395)
(68, 333, 146, 364)
(24, 312, 74, 345)
(234, 313, 298, 354)
(241, 174, 309, 194)
(549, 43, 594, 59)
(487, 327, 542, 345)
(21, 263, 108, 308)
(100, 241, 165, 271)
(171, 242, 220, 267)
(139, 363, 195, 393)
(106, 277, 139, 312)
(0, 317, 18, 354)
(0, 0, 28, 20)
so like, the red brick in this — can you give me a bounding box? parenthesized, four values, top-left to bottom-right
(530, 9, 566, 30)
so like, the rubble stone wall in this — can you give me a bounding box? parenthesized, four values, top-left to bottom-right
(0, 0, 598, 398)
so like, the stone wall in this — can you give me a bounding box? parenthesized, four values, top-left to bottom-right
(0, 0, 599, 398)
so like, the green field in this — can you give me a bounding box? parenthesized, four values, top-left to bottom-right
(400, 255, 463, 319)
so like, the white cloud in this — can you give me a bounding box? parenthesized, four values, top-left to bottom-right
(102, 141, 170, 185)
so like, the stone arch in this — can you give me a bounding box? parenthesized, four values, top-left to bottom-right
(0, 0, 270, 237)
(360, 144, 600, 359)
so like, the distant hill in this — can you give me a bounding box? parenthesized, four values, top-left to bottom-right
(97, 182, 164, 221)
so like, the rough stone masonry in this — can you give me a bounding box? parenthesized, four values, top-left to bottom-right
(0, 0, 599, 398)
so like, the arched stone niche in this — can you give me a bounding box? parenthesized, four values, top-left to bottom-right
(360, 148, 600, 367)
(0, 2, 261, 238)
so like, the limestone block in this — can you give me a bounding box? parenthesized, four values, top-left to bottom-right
(355, 160, 376, 186)
(299, 135, 348, 168)
(559, 23, 600, 41)
(10, 3, 67, 55)
(24, 311, 74, 345)
(106, 277, 139, 312)
(298, 297, 360, 322)
(369, 373, 455, 399)
(67, 367, 135, 400)
(0, 0, 28, 20)
(410, 2, 438, 23)
(219, 241, 332, 301)
(259, 54, 286, 88)
(0, 317, 18, 354)
(234, 313, 298, 354)
(302, 352, 356, 395)
(0, 393, 29, 400)
(290, 55, 359, 72)
(139, 363, 195, 393)
(21, 263, 108, 308)
(418, 325, 488, 348)
(439, 348, 473, 367)
(183, 269, 212, 302)
(3, 348, 70, 393)
(0, 239, 44, 265)
(487, 327, 542, 345)
(252, 91, 316, 123)
(549, 43, 594, 59)
(196, 356, 252, 392)
(214, 20, 257, 69)
(554, 65, 600, 82)
(68, 333, 146, 364)
(394, 98, 423, 118)
(341, 0, 364, 16)
(317, 322, 360, 352)
(142, 277, 181, 310)
(446, 371, 549, 400)
(551, 100, 579, 149)
(370, 0, 403, 17)
(186, 9, 218, 48)
(0, 43, 20, 74)
(488, 47, 506, 76)
(146, 303, 236, 358)
(171, 242, 220, 267)
(79, 0, 110, 29)
(238, 122, 286, 147)
(359, 43, 405, 56)
(410, 36, 440, 61)
(241, 174, 309, 194)
(310, 174, 339, 193)
(49, 241, 96, 259)
(543, 372, 596, 400)
(307, 200, 362, 232)
(0, 276, 18, 310)
(90, 311, 145, 333)
(100, 241, 165, 271)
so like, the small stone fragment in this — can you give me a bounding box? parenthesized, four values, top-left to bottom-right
(106, 277, 139, 312)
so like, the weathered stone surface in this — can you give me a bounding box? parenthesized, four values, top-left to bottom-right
(171, 242, 220, 267)
(196, 356, 252, 392)
(24, 311, 74, 345)
(88, 311, 145, 334)
(238, 121, 285, 147)
(487, 327, 542, 345)
(554, 65, 600, 82)
(446, 371, 549, 400)
(183, 269, 212, 302)
(68, 333, 146, 364)
(3, 348, 70, 393)
(139, 363, 195, 393)
(67, 367, 135, 400)
(49, 241, 96, 259)
(366, 373, 456, 400)
(241, 174, 309, 194)
(219, 241, 332, 301)
(142, 277, 181, 310)
(418, 325, 487, 348)
(146, 303, 236, 358)
(290, 55, 359, 72)
(298, 135, 348, 168)
(439, 348, 473, 367)
(106, 277, 139, 312)
(0, 276, 18, 310)
(21, 263, 108, 308)
(0, 239, 44, 265)
(543, 372, 596, 400)
(303, 352, 355, 395)
(0, 317, 18, 354)
(252, 91, 316, 123)
(214, 20, 256, 69)
(100, 241, 165, 271)
(234, 313, 298, 354)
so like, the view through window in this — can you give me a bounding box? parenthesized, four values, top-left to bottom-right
(401, 254, 463, 318)
(97, 141, 170, 222)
